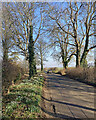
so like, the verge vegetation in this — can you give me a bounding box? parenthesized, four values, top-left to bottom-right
(65, 67, 95, 86)
(50, 67, 96, 87)
(2, 74, 44, 119)
(2, 60, 27, 95)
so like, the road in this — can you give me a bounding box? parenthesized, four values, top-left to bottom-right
(41, 73, 95, 119)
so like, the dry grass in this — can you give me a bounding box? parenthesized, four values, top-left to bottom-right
(56, 69, 66, 75)
(65, 67, 95, 85)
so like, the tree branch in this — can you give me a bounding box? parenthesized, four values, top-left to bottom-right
(48, 15, 74, 38)
(87, 45, 96, 52)
(34, 13, 42, 43)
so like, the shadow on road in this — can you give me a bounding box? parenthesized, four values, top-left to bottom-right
(47, 74, 94, 93)
(42, 73, 95, 119)
(41, 96, 96, 112)
(39, 105, 79, 119)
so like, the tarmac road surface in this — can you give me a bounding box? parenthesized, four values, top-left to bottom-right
(41, 73, 96, 119)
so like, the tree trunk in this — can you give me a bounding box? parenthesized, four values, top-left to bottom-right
(76, 44, 80, 67)
(61, 51, 68, 69)
(60, 45, 68, 69)
(3, 39, 8, 62)
(40, 44, 43, 71)
(28, 25, 36, 79)
(41, 58, 43, 71)
(61, 48, 65, 69)
(3, 48, 8, 62)
(63, 61, 68, 69)
(34, 61, 37, 74)
(80, 35, 89, 66)
(81, 58, 88, 67)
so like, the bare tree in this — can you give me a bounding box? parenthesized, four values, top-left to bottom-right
(50, 26, 75, 69)
(2, 3, 14, 62)
(5, 3, 42, 60)
(35, 39, 48, 71)
(4, 3, 43, 77)
(44, 2, 95, 67)
(80, 2, 96, 66)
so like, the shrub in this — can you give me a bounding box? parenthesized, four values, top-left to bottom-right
(2, 60, 25, 95)
(65, 67, 95, 84)
(15, 73, 21, 83)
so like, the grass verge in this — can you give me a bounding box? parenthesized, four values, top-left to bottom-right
(2, 75, 44, 119)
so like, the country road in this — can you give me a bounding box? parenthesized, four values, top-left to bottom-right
(41, 73, 95, 119)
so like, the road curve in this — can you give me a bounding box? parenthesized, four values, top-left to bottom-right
(41, 73, 95, 119)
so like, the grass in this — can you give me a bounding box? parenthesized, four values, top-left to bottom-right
(2, 75, 44, 119)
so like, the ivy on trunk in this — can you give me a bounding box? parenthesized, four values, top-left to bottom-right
(28, 25, 37, 79)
